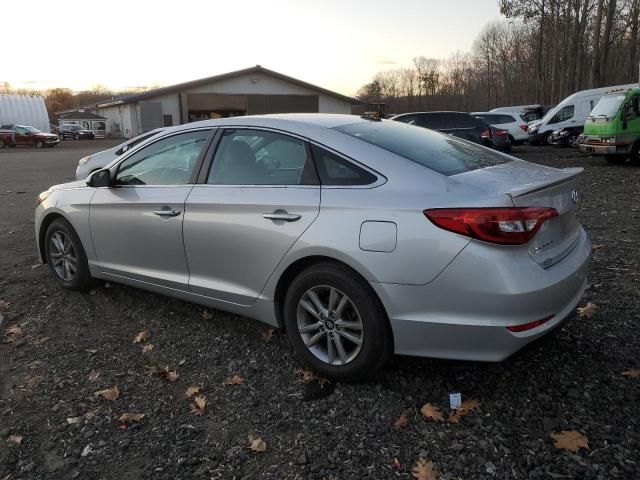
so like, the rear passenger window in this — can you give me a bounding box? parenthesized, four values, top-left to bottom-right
(311, 145, 377, 186)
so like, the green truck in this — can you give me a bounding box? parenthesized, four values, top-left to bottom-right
(579, 86, 640, 164)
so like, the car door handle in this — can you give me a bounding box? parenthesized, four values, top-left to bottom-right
(153, 209, 181, 217)
(262, 212, 301, 222)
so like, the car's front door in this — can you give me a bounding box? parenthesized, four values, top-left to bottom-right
(14, 127, 31, 146)
(89, 128, 213, 289)
(183, 128, 320, 305)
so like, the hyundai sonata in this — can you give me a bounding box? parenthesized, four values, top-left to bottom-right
(35, 114, 591, 379)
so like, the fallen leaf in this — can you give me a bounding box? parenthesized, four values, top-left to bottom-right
(201, 310, 214, 320)
(141, 344, 154, 353)
(66, 417, 82, 425)
(577, 302, 597, 319)
(145, 365, 179, 382)
(261, 328, 275, 342)
(448, 399, 481, 424)
(94, 386, 119, 401)
(4, 324, 22, 342)
(590, 244, 605, 251)
(411, 457, 438, 480)
(223, 374, 245, 385)
(420, 403, 444, 422)
(7, 434, 23, 445)
(87, 369, 100, 382)
(189, 395, 207, 416)
(393, 413, 408, 430)
(185, 385, 203, 397)
(248, 434, 267, 452)
(26, 375, 44, 387)
(393, 457, 401, 469)
(551, 430, 589, 452)
(294, 367, 329, 385)
(118, 412, 145, 423)
(133, 329, 150, 344)
(0, 299, 9, 311)
(622, 370, 640, 378)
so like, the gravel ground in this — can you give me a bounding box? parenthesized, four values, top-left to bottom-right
(1, 142, 638, 479)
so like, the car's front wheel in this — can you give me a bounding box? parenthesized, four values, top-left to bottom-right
(35, 140, 44, 148)
(74, 134, 80, 140)
(283, 262, 391, 380)
(44, 218, 92, 290)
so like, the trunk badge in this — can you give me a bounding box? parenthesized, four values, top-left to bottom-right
(571, 190, 579, 204)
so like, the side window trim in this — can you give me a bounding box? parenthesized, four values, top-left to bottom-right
(110, 127, 216, 187)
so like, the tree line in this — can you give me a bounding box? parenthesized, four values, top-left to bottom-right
(357, 0, 640, 114)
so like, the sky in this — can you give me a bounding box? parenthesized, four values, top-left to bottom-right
(4, 0, 501, 96)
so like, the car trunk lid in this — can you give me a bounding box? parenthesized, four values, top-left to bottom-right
(453, 160, 583, 267)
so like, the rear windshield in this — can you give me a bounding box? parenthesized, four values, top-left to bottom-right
(475, 113, 515, 124)
(334, 120, 510, 176)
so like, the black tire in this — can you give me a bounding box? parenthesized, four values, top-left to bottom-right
(604, 154, 627, 164)
(283, 262, 392, 380)
(35, 140, 44, 148)
(44, 218, 93, 291)
(0, 139, 4, 148)
(540, 131, 552, 146)
(74, 134, 80, 140)
(630, 142, 640, 166)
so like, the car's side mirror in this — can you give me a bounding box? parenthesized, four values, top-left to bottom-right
(87, 169, 112, 187)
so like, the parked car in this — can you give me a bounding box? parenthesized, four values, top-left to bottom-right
(472, 112, 529, 145)
(579, 86, 640, 164)
(36, 114, 591, 379)
(59, 124, 95, 140)
(75, 128, 165, 180)
(549, 126, 583, 147)
(391, 111, 489, 145)
(490, 105, 546, 123)
(486, 125, 512, 153)
(0, 124, 59, 148)
(528, 83, 638, 145)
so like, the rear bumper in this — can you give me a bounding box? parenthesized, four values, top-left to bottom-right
(372, 228, 591, 361)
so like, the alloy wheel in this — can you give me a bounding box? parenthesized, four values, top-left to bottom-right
(49, 231, 78, 281)
(296, 285, 364, 366)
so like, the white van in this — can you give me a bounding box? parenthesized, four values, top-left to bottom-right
(528, 84, 639, 145)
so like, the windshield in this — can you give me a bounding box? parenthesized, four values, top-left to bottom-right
(26, 126, 41, 134)
(589, 94, 627, 118)
(334, 120, 510, 176)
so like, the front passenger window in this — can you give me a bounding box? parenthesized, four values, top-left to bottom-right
(115, 129, 210, 186)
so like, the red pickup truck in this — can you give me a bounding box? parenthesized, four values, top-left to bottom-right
(0, 124, 59, 148)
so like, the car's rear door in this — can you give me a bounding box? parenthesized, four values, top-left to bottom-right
(183, 128, 320, 306)
(90, 128, 213, 289)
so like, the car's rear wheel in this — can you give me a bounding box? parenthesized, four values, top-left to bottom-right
(44, 218, 92, 290)
(0, 139, 4, 148)
(35, 140, 44, 148)
(283, 262, 391, 380)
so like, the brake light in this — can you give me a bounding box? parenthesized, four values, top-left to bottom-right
(480, 129, 491, 139)
(423, 207, 558, 245)
(494, 129, 508, 137)
(519, 125, 528, 132)
(507, 315, 555, 332)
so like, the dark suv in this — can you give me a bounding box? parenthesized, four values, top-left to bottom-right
(59, 124, 95, 140)
(391, 111, 511, 152)
(391, 111, 489, 142)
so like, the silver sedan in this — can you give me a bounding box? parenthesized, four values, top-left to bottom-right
(35, 114, 591, 379)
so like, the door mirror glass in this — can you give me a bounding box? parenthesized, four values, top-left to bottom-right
(87, 169, 111, 187)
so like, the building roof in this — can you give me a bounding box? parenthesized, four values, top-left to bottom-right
(59, 110, 106, 120)
(56, 66, 360, 114)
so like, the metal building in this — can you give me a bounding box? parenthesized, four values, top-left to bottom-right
(0, 94, 51, 132)
(58, 66, 359, 138)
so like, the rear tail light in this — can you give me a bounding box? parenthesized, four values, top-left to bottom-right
(494, 129, 508, 137)
(480, 129, 491, 139)
(507, 315, 555, 332)
(519, 125, 528, 132)
(423, 207, 558, 245)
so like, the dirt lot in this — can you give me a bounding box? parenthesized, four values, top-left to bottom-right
(1, 141, 639, 480)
